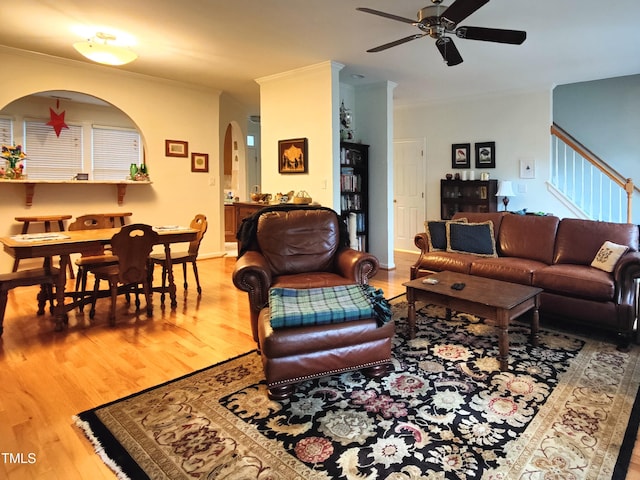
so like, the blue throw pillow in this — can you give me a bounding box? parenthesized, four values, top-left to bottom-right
(446, 221, 497, 257)
(425, 218, 467, 251)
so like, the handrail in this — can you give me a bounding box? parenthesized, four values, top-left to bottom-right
(550, 123, 635, 223)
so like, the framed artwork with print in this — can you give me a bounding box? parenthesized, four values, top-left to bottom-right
(451, 143, 471, 169)
(475, 142, 496, 168)
(278, 138, 308, 174)
(165, 140, 188, 158)
(191, 152, 209, 172)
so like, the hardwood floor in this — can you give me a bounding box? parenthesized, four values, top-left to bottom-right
(0, 251, 638, 479)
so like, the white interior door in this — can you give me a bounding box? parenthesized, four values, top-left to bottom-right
(394, 138, 425, 252)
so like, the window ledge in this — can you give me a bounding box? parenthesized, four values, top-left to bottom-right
(0, 179, 153, 206)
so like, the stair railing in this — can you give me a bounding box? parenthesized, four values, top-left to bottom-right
(550, 123, 634, 224)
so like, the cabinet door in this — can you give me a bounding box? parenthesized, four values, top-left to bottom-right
(224, 206, 236, 242)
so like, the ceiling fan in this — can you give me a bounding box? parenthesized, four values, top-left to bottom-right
(357, 0, 526, 66)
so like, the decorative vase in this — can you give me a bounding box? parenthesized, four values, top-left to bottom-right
(129, 163, 138, 180)
(4, 162, 20, 179)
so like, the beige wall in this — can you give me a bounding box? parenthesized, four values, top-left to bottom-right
(0, 47, 224, 271)
(257, 61, 342, 209)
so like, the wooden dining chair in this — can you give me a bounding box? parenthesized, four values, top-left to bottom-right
(88, 224, 159, 326)
(68, 215, 118, 311)
(0, 267, 59, 335)
(149, 214, 208, 304)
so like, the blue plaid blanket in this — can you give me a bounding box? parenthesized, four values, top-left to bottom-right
(269, 285, 388, 329)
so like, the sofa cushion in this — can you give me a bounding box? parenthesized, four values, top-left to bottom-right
(469, 257, 548, 285)
(498, 214, 559, 263)
(533, 264, 614, 301)
(446, 221, 497, 257)
(413, 251, 475, 275)
(271, 272, 356, 290)
(257, 209, 339, 275)
(590, 241, 629, 272)
(553, 218, 639, 265)
(425, 218, 467, 251)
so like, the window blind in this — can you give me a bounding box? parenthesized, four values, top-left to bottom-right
(92, 126, 141, 180)
(0, 116, 13, 146)
(24, 120, 82, 180)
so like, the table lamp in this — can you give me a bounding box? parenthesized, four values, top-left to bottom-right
(496, 180, 515, 211)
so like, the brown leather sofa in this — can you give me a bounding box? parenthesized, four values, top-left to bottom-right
(233, 206, 394, 399)
(412, 212, 640, 347)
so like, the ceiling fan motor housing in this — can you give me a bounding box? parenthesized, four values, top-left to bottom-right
(417, 5, 447, 37)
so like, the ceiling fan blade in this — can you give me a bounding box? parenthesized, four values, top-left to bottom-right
(356, 7, 416, 25)
(366, 34, 427, 52)
(441, 0, 490, 29)
(435, 37, 463, 66)
(456, 26, 526, 44)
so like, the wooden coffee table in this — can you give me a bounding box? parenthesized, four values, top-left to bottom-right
(403, 271, 542, 371)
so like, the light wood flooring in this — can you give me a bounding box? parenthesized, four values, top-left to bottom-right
(0, 251, 638, 479)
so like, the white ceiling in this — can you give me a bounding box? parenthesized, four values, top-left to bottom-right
(2, 0, 639, 113)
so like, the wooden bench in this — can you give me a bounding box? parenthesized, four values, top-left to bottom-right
(13, 215, 74, 278)
(0, 267, 60, 335)
(83, 212, 133, 227)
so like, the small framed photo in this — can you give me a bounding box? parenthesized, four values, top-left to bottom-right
(520, 158, 536, 178)
(452, 143, 471, 169)
(191, 152, 209, 173)
(165, 140, 188, 158)
(475, 142, 496, 168)
(278, 138, 308, 174)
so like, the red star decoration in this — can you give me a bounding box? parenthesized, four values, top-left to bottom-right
(47, 108, 69, 137)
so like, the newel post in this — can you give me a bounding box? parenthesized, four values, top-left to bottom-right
(625, 178, 634, 224)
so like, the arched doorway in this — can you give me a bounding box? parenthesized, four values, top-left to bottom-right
(223, 121, 249, 202)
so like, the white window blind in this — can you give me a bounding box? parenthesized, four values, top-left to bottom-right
(24, 120, 82, 180)
(92, 126, 141, 180)
(0, 117, 12, 146)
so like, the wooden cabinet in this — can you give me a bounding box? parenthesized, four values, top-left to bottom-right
(226, 202, 269, 248)
(340, 142, 369, 251)
(224, 205, 236, 242)
(440, 179, 498, 220)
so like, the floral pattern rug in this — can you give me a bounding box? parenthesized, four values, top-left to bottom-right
(74, 301, 640, 479)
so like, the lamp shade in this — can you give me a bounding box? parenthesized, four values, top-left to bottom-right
(495, 180, 516, 197)
(73, 32, 137, 66)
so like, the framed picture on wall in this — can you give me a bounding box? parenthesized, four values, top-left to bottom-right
(520, 158, 536, 178)
(451, 143, 471, 169)
(475, 141, 496, 168)
(191, 152, 209, 172)
(165, 139, 188, 157)
(278, 138, 308, 173)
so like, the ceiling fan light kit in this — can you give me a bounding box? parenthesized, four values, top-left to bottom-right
(357, 0, 526, 66)
(73, 32, 138, 66)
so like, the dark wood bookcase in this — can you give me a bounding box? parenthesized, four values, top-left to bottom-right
(340, 142, 369, 251)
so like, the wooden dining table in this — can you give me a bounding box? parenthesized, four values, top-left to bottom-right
(0, 226, 197, 331)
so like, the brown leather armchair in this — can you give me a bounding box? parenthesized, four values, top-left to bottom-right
(232, 206, 393, 400)
(232, 206, 380, 343)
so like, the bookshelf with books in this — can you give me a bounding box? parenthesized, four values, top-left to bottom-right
(340, 142, 369, 251)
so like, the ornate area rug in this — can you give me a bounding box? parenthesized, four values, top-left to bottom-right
(74, 301, 640, 479)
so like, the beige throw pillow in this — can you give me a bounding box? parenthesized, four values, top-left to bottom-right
(590, 241, 628, 273)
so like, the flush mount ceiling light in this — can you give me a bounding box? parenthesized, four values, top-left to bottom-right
(73, 32, 138, 66)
